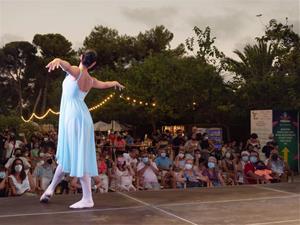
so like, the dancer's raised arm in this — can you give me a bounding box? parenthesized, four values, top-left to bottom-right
(92, 78, 125, 90)
(46, 58, 80, 78)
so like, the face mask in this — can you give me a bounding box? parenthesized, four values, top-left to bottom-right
(44, 138, 49, 141)
(47, 159, 53, 164)
(142, 157, 149, 164)
(208, 162, 215, 169)
(15, 165, 23, 172)
(271, 154, 278, 161)
(161, 153, 166, 158)
(250, 156, 258, 164)
(39, 152, 45, 157)
(185, 164, 193, 170)
(225, 153, 231, 159)
(204, 136, 208, 140)
(0, 172, 6, 179)
(178, 153, 184, 158)
(242, 156, 249, 162)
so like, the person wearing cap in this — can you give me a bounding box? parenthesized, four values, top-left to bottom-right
(244, 151, 269, 184)
(234, 151, 249, 184)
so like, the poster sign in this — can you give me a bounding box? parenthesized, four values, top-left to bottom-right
(273, 111, 299, 171)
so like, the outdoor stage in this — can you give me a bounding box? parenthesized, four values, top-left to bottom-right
(0, 182, 299, 225)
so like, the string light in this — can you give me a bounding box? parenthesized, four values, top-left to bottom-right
(21, 92, 198, 123)
(21, 93, 115, 123)
(119, 95, 156, 108)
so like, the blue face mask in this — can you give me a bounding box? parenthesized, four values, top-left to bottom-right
(208, 162, 215, 169)
(250, 156, 258, 163)
(0, 171, 6, 179)
(142, 157, 149, 163)
(242, 156, 249, 162)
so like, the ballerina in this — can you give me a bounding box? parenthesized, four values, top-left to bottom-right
(40, 49, 124, 209)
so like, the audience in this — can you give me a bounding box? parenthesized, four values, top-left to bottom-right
(0, 128, 294, 198)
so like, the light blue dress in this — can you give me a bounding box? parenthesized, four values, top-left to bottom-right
(56, 71, 98, 177)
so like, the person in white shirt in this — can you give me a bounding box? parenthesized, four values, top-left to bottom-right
(123, 148, 139, 168)
(8, 158, 35, 196)
(137, 152, 160, 190)
(114, 156, 136, 191)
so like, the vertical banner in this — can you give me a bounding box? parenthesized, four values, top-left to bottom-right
(273, 111, 299, 172)
(250, 110, 273, 152)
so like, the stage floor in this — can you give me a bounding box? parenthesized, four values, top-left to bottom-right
(0, 182, 299, 225)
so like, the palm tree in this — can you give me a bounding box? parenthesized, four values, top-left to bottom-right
(226, 40, 279, 81)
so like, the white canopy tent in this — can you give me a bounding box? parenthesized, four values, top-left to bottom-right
(93, 121, 111, 131)
(94, 120, 131, 131)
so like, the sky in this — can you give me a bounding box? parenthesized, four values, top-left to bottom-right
(0, 0, 299, 59)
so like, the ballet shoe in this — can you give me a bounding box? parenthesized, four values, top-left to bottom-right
(40, 191, 53, 203)
(69, 199, 94, 209)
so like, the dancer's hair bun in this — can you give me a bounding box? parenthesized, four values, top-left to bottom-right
(82, 49, 97, 68)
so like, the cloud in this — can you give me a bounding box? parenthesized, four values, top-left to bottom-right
(121, 6, 178, 28)
(187, 6, 254, 41)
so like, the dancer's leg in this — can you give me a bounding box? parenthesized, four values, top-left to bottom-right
(40, 164, 64, 202)
(69, 175, 94, 209)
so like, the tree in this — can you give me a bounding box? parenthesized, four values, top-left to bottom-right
(0, 41, 37, 116)
(32, 33, 76, 114)
(186, 26, 225, 72)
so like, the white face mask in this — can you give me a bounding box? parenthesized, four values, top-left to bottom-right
(185, 164, 193, 170)
(178, 153, 184, 158)
(15, 165, 23, 172)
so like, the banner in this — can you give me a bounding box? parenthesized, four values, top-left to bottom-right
(250, 110, 273, 151)
(273, 111, 299, 171)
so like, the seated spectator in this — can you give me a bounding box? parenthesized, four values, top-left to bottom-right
(267, 150, 289, 182)
(174, 148, 186, 170)
(94, 153, 109, 193)
(172, 129, 186, 157)
(177, 159, 208, 188)
(137, 152, 160, 190)
(255, 160, 273, 181)
(234, 151, 249, 184)
(0, 165, 8, 197)
(114, 156, 136, 191)
(8, 158, 35, 196)
(5, 148, 31, 172)
(246, 133, 261, 151)
(155, 148, 173, 188)
(123, 148, 139, 169)
(220, 151, 236, 185)
(203, 156, 225, 187)
(244, 151, 269, 184)
(33, 153, 56, 192)
(114, 134, 126, 154)
(124, 132, 134, 146)
(200, 133, 215, 153)
(262, 141, 275, 160)
(184, 134, 200, 154)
